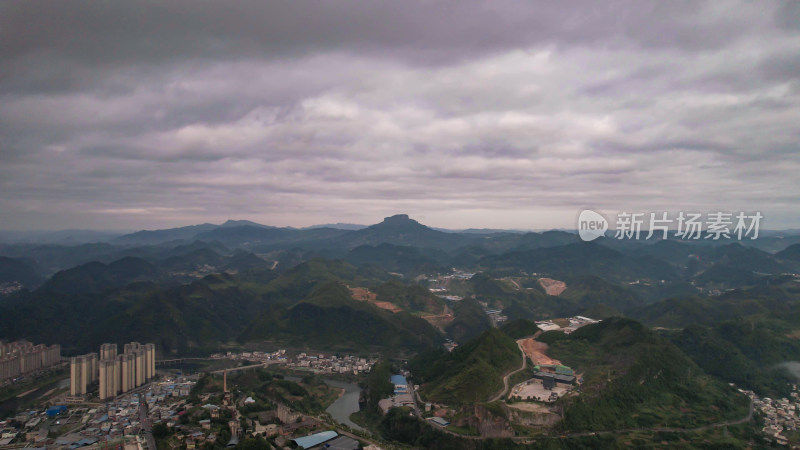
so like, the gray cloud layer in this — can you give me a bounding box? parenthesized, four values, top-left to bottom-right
(1, 0, 799, 230)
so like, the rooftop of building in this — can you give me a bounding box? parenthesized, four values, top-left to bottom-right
(390, 375, 408, 386)
(293, 430, 338, 449)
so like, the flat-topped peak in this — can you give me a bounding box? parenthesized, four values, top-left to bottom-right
(382, 214, 411, 223)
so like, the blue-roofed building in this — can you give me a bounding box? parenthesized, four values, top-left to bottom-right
(428, 417, 450, 427)
(293, 430, 338, 449)
(46, 405, 67, 417)
(390, 375, 407, 386)
(391, 375, 408, 394)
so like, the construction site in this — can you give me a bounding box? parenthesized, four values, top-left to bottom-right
(511, 337, 578, 403)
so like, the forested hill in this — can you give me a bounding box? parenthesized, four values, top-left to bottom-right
(540, 318, 750, 432)
(408, 327, 521, 405)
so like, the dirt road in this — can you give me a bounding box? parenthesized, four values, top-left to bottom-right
(488, 341, 527, 402)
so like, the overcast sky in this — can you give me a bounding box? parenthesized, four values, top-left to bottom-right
(1, 1, 799, 231)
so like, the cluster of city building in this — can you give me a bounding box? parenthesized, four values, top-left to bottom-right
(0, 339, 61, 384)
(741, 386, 800, 446)
(209, 349, 287, 362)
(0, 375, 197, 448)
(1, 353, 380, 450)
(69, 342, 156, 400)
(156, 372, 362, 448)
(209, 349, 375, 375)
(0, 281, 24, 296)
(68, 394, 149, 443)
(292, 353, 374, 374)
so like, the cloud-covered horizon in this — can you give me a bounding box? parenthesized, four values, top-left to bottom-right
(2, 0, 799, 231)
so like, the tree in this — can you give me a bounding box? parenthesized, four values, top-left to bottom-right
(152, 423, 170, 438)
(237, 435, 271, 450)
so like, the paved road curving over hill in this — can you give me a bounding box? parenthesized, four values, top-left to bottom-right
(488, 340, 527, 402)
(488, 330, 543, 403)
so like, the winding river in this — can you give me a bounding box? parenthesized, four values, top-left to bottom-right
(322, 378, 363, 431)
(283, 375, 363, 430)
(0, 377, 69, 418)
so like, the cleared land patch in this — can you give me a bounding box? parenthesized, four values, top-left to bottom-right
(519, 338, 562, 366)
(421, 304, 454, 332)
(506, 402, 551, 413)
(349, 287, 402, 313)
(511, 379, 571, 402)
(538, 277, 567, 296)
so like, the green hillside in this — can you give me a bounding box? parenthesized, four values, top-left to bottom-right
(694, 264, 762, 289)
(0, 272, 265, 354)
(499, 318, 540, 339)
(241, 281, 443, 354)
(373, 280, 446, 314)
(457, 273, 643, 322)
(409, 327, 520, 405)
(777, 243, 800, 262)
(632, 285, 800, 328)
(445, 297, 492, 343)
(559, 275, 642, 313)
(345, 243, 446, 277)
(256, 258, 364, 305)
(477, 241, 677, 283)
(711, 243, 794, 274)
(39, 257, 163, 294)
(0, 258, 441, 355)
(540, 318, 750, 432)
(0, 256, 44, 289)
(669, 319, 800, 397)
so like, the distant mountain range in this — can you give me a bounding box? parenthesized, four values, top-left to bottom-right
(0, 229, 127, 245)
(1, 214, 798, 293)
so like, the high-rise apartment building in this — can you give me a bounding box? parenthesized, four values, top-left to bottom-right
(69, 353, 97, 396)
(144, 343, 155, 379)
(0, 340, 62, 383)
(119, 353, 136, 393)
(98, 359, 119, 400)
(100, 343, 117, 361)
(72, 342, 156, 400)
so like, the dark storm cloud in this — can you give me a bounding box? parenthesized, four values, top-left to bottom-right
(0, 0, 770, 92)
(0, 0, 799, 230)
